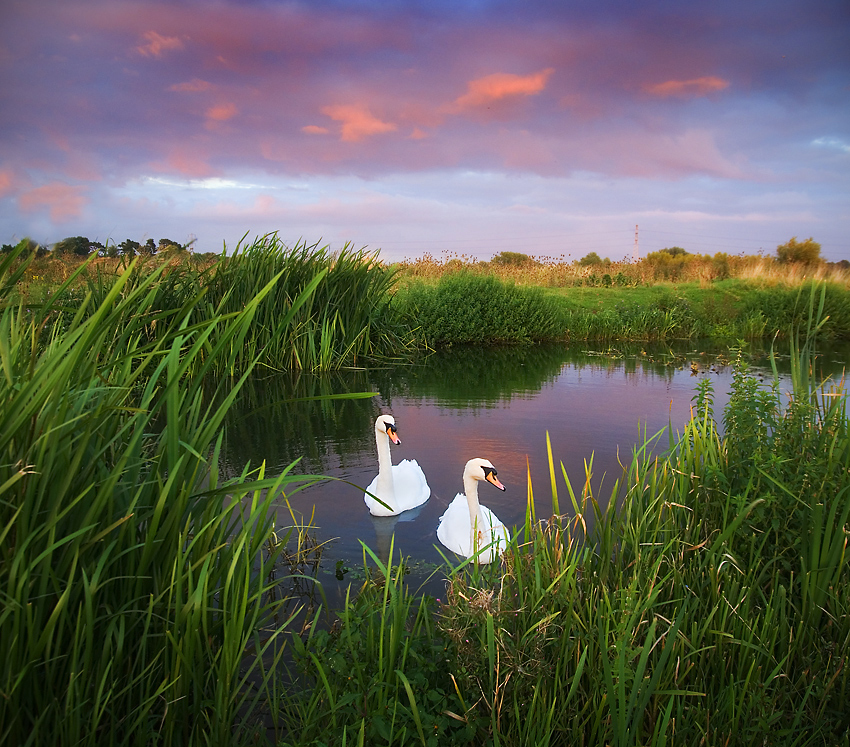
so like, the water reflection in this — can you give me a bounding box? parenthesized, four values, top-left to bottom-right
(223, 341, 849, 600)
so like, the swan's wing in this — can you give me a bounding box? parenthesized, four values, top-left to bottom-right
(391, 459, 431, 511)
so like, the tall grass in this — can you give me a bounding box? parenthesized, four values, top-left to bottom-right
(398, 273, 564, 345)
(69, 233, 414, 373)
(284, 284, 850, 746)
(0, 244, 329, 745)
(395, 250, 850, 289)
(204, 234, 415, 371)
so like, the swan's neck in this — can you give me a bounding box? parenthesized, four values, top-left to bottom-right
(463, 474, 484, 556)
(375, 428, 395, 503)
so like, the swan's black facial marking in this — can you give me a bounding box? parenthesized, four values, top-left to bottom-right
(483, 466, 506, 491)
(385, 422, 400, 444)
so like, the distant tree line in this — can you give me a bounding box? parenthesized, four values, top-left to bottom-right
(576, 236, 849, 270)
(1, 236, 190, 258)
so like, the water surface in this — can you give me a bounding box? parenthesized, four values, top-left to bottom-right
(223, 341, 848, 597)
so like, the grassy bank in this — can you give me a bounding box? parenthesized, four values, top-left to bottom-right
(395, 273, 850, 345)
(0, 243, 334, 744)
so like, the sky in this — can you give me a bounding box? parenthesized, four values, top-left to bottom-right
(1, 0, 849, 262)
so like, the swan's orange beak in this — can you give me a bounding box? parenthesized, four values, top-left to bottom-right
(386, 424, 400, 444)
(485, 471, 506, 491)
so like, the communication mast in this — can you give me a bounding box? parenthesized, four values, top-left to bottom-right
(633, 224, 639, 261)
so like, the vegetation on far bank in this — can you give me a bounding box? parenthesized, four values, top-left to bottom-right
(6, 233, 850, 353)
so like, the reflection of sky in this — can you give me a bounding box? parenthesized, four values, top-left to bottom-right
(235, 342, 849, 600)
(266, 363, 731, 576)
(2, 1, 849, 260)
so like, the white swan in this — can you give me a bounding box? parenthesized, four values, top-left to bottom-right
(437, 458, 509, 563)
(364, 414, 431, 516)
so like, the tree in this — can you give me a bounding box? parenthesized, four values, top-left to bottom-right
(490, 251, 536, 267)
(776, 236, 821, 265)
(54, 236, 93, 256)
(578, 252, 609, 266)
(12, 238, 47, 258)
(660, 246, 688, 257)
(118, 239, 140, 257)
(141, 239, 157, 256)
(158, 238, 182, 251)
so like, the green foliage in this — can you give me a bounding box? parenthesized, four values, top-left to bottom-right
(0, 246, 329, 745)
(643, 248, 692, 280)
(118, 238, 140, 257)
(490, 250, 537, 267)
(578, 251, 610, 266)
(54, 235, 95, 256)
(203, 233, 413, 370)
(776, 236, 822, 265)
(65, 233, 413, 372)
(401, 273, 563, 345)
(285, 545, 479, 746)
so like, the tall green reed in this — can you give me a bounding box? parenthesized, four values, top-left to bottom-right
(204, 234, 415, 371)
(0, 245, 329, 745)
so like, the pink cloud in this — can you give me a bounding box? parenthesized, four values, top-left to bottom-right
(643, 76, 730, 98)
(302, 125, 330, 135)
(321, 104, 397, 142)
(18, 183, 87, 222)
(450, 68, 554, 111)
(0, 170, 13, 197)
(206, 102, 238, 122)
(136, 30, 183, 58)
(161, 150, 214, 178)
(170, 78, 213, 93)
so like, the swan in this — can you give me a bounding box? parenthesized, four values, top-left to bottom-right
(437, 458, 509, 563)
(363, 414, 430, 516)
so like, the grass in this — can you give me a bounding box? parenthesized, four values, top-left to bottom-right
(0, 243, 344, 745)
(3, 233, 849, 744)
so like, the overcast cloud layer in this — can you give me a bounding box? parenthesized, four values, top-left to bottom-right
(1, 0, 849, 260)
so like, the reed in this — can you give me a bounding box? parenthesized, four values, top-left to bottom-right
(0, 244, 329, 745)
(398, 272, 564, 345)
(395, 250, 850, 289)
(202, 234, 415, 371)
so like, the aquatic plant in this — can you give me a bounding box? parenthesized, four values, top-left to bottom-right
(0, 244, 328, 745)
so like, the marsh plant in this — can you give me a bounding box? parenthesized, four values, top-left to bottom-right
(0, 244, 331, 745)
(399, 273, 564, 345)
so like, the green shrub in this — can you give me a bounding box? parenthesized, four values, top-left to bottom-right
(401, 272, 563, 345)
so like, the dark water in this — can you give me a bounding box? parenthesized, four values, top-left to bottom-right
(223, 341, 849, 600)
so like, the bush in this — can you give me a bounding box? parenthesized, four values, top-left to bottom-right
(776, 236, 821, 265)
(401, 273, 563, 345)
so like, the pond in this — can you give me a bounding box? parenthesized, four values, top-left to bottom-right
(222, 340, 849, 602)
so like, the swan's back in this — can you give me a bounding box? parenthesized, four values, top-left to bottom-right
(365, 459, 430, 516)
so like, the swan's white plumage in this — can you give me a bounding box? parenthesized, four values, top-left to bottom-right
(437, 458, 509, 563)
(364, 414, 430, 516)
